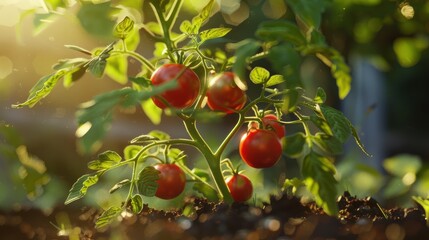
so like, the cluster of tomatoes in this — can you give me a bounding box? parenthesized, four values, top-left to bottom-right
(150, 63, 284, 202)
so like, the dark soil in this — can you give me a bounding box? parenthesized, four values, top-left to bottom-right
(1, 192, 428, 240)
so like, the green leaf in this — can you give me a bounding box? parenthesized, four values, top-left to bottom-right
(129, 76, 151, 87)
(191, 168, 211, 182)
(95, 206, 122, 229)
(148, 130, 170, 141)
(32, 13, 57, 35)
(256, 20, 306, 46)
(383, 154, 422, 177)
(76, 81, 177, 154)
(130, 134, 159, 144)
(124, 145, 143, 160)
(281, 88, 300, 114)
(249, 67, 270, 85)
(310, 115, 333, 136)
(77, 2, 116, 37)
(302, 151, 338, 215)
(105, 55, 128, 84)
(312, 133, 343, 155)
(268, 44, 301, 88)
(137, 166, 160, 197)
(141, 99, 162, 125)
(179, 20, 197, 35)
(87, 43, 113, 78)
(266, 75, 285, 87)
(109, 179, 131, 194)
(193, 182, 219, 201)
(314, 87, 326, 103)
(65, 174, 99, 205)
(319, 105, 351, 143)
(231, 39, 261, 85)
(12, 71, 65, 108)
(114, 16, 135, 39)
(348, 117, 371, 157)
(52, 58, 89, 70)
(64, 45, 92, 55)
(63, 65, 88, 87)
(199, 27, 231, 43)
(330, 52, 351, 100)
(285, 0, 328, 30)
(412, 196, 429, 227)
(283, 133, 306, 158)
(282, 177, 305, 194)
(124, 26, 140, 51)
(15, 145, 50, 199)
(191, 0, 214, 32)
(76, 88, 137, 153)
(383, 178, 408, 199)
(88, 150, 122, 170)
(130, 194, 143, 214)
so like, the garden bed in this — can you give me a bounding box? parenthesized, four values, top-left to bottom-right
(1, 192, 428, 240)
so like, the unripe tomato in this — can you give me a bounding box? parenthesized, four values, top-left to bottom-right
(206, 72, 246, 113)
(239, 129, 282, 168)
(154, 164, 186, 199)
(262, 114, 285, 139)
(151, 64, 200, 109)
(226, 174, 253, 202)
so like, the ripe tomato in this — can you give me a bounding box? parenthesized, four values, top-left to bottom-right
(262, 114, 285, 139)
(154, 164, 186, 199)
(239, 129, 282, 168)
(226, 174, 253, 202)
(206, 72, 246, 113)
(150, 64, 200, 109)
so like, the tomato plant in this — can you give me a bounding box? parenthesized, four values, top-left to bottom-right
(239, 128, 282, 168)
(206, 72, 246, 113)
(226, 174, 253, 203)
(12, 0, 370, 228)
(154, 164, 186, 200)
(151, 63, 200, 109)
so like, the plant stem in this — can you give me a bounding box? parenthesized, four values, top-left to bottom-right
(215, 113, 245, 159)
(149, 2, 177, 61)
(111, 50, 155, 72)
(183, 118, 233, 203)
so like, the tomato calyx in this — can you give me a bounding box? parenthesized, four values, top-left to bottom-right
(261, 113, 285, 139)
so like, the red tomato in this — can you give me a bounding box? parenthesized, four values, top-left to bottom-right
(226, 174, 253, 202)
(262, 114, 285, 139)
(151, 64, 200, 109)
(239, 129, 282, 168)
(206, 72, 246, 113)
(154, 164, 186, 199)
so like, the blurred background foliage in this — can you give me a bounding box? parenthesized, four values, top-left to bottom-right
(0, 0, 428, 211)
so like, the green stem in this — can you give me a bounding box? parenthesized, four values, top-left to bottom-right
(295, 112, 313, 148)
(111, 50, 155, 72)
(183, 118, 233, 203)
(149, 2, 177, 61)
(177, 161, 217, 192)
(125, 158, 139, 205)
(215, 113, 245, 159)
